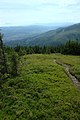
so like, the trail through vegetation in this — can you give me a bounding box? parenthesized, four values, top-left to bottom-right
(0, 54, 80, 120)
(54, 59, 80, 90)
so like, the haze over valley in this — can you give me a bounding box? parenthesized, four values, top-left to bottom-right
(1, 23, 80, 47)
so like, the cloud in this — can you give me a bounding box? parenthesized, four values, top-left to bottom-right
(0, 0, 80, 10)
(59, 0, 79, 7)
(0, 0, 80, 26)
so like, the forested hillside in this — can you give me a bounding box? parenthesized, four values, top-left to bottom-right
(3, 23, 80, 47)
(1, 25, 58, 43)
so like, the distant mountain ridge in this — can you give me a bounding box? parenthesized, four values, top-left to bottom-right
(2, 23, 80, 47)
(1, 25, 60, 42)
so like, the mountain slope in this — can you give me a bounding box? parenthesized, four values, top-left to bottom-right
(3, 23, 80, 46)
(25, 23, 80, 46)
(0, 54, 80, 119)
(1, 25, 58, 43)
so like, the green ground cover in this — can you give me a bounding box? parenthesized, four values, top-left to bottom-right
(54, 54, 80, 81)
(0, 54, 80, 120)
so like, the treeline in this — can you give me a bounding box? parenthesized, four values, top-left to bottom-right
(0, 32, 80, 80)
(61, 40, 80, 55)
(14, 40, 80, 55)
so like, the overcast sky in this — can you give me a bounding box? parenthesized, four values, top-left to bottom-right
(0, 0, 80, 26)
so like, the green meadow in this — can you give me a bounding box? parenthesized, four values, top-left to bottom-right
(0, 54, 80, 120)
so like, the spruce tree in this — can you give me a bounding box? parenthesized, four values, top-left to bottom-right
(0, 33, 8, 80)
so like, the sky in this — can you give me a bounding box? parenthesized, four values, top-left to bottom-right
(0, 0, 80, 26)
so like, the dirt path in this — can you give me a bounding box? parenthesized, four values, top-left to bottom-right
(54, 59, 80, 90)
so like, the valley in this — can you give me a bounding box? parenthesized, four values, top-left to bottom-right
(1, 23, 80, 47)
